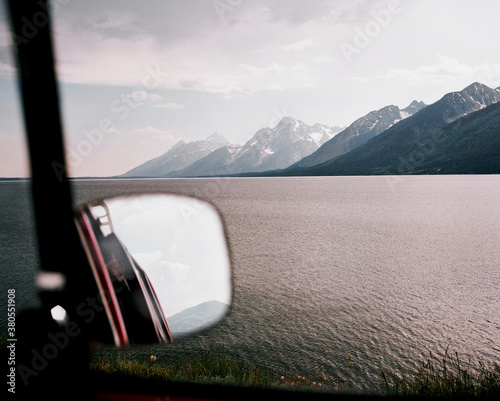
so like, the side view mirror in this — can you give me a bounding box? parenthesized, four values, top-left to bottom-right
(73, 194, 232, 346)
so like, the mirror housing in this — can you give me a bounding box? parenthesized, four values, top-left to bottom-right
(73, 194, 232, 346)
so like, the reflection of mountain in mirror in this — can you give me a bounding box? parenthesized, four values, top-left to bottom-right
(89, 194, 232, 340)
(167, 300, 229, 339)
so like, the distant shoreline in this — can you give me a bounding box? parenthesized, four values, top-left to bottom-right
(1, 173, 499, 182)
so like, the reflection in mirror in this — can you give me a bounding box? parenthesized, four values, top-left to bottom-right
(74, 194, 231, 345)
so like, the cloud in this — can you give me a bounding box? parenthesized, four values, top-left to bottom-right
(177, 75, 243, 94)
(29, 0, 500, 106)
(241, 62, 284, 75)
(123, 91, 186, 110)
(380, 56, 500, 86)
(130, 90, 162, 102)
(279, 39, 317, 52)
(130, 126, 179, 143)
(132, 250, 163, 269)
(155, 102, 185, 110)
(265, 84, 285, 92)
(352, 76, 370, 83)
(80, 11, 149, 42)
(49, 1, 343, 93)
(105, 127, 123, 136)
(46, 1, 374, 97)
(261, 0, 397, 26)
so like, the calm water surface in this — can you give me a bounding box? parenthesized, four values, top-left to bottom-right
(1, 176, 499, 391)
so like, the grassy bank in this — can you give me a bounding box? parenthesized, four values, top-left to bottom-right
(90, 346, 500, 397)
(2, 333, 497, 397)
(379, 347, 500, 398)
(89, 347, 343, 393)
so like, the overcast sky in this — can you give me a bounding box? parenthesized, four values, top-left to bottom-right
(1, 0, 500, 177)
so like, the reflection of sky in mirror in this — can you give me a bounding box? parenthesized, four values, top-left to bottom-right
(94, 195, 231, 317)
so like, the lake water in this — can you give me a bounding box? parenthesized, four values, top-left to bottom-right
(1, 176, 499, 392)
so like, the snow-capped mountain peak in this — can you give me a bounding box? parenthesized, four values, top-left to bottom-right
(206, 132, 230, 145)
(165, 117, 343, 177)
(275, 116, 303, 130)
(438, 82, 500, 123)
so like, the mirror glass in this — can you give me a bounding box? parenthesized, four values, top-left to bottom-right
(76, 194, 231, 343)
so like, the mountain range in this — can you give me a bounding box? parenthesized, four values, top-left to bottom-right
(282, 82, 500, 176)
(123, 118, 342, 178)
(122, 132, 230, 177)
(120, 82, 500, 178)
(167, 300, 229, 338)
(292, 101, 426, 169)
(169, 117, 342, 177)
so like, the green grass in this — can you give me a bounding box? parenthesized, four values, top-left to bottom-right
(89, 347, 342, 392)
(90, 346, 500, 397)
(2, 332, 497, 397)
(379, 346, 500, 399)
